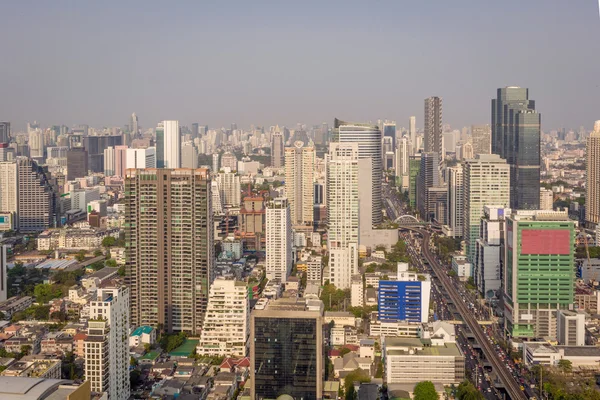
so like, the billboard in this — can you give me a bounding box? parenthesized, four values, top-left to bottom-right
(520, 229, 571, 255)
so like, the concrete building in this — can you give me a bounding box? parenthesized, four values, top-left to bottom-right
(586, 121, 600, 229)
(444, 164, 463, 238)
(265, 197, 292, 283)
(198, 278, 249, 357)
(0, 245, 7, 302)
(416, 152, 441, 222)
(125, 168, 213, 334)
(474, 206, 511, 297)
(333, 118, 382, 225)
(327, 143, 360, 289)
(409, 116, 416, 153)
(216, 171, 241, 208)
(66, 147, 88, 181)
(471, 124, 491, 156)
(503, 210, 575, 339)
(540, 188, 554, 211)
(126, 147, 156, 170)
(270, 127, 284, 168)
(463, 154, 510, 263)
(84, 285, 130, 400)
(351, 275, 364, 307)
(220, 152, 237, 171)
(408, 154, 421, 208)
(182, 142, 198, 169)
(16, 158, 56, 233)
(384, 337, 464, 385)
(103, 145, 128, 178)
(70, 188, 100, 213)
(0, 161, 18, 230)
(250, 298, 323, 400)
(160, 120, 181, 169)
(284, 141, 315, 227)
(424, 97, 442, 164)
(378, 263, 431, 323)
(557, 310, 585, 346)
(395, 136, 411, 190)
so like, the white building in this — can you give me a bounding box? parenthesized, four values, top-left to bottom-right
(451, 255, 471, 280)
(0, 161, 18, 230)
(540, 188, 554, 211)
(444, 164, 463, 238)
(351, 275, 364, 307)
(216, 171, 241, 208)
(265, 197, 292, 282)
(327, 143, 360, 289)
(557, 310, 585, 346)
(306, 256, 323, 283)
(70, 188, 100, 213)
(395, 136, 411, 191)
(163, 120, 181, 168)
(0, 245, 7, 302)
(126, 147, 156, 169)
(475, 206, 511, 297)
(182, 142, 199, 169)
(198, 278, 249, 357)
(85, 285, 130, 400)
(463, 154, 510, 262)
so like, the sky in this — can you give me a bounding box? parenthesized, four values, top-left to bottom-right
(1, 0, 599, 132)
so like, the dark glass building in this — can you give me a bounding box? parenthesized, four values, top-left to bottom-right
(66, 147, 89, 180)
(156, 124, 165, 168)
(491, 87, 541, 210)
(251, 299, 323, 400)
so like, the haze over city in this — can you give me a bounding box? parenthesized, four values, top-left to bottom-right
(1, 0, 599, 130)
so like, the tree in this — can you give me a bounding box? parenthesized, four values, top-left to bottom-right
(117, 265, 126, 276)
(343, 369, 370, 396)
(75, 250, 86, 262)
(102, 236, 116, 248)
(105, 259, 117, 268)
(413, 381, 438, 400)
(93, 249, 103, 257)
(34, 284, 63, 304)
(50, 311, 68, 322)
(345, 383, 356, 400)
(557, 359, 573, 374)
(20, 345, 32, 357)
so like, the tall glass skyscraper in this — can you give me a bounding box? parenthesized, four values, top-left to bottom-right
(491, 87, 541, 210)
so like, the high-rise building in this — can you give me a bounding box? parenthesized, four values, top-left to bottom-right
(125, 168, 213, 334)
(29, 129, 45, 161)
(474, 206, 511, 297)
(0, 161, 18, 230)
(416, 152, 440, 221)
(191, 123, 199, 139)
(409, 116, 416, 153)
(130, 113, 139, 138)
(378, 263, 431, 323)
(284, 141, 315, 226)
(182, 142, 199, 169)
(491, 87, 541, 210)
(220, 151, 237, 171)
(556, 310, 585, 347)
(198, 277, 249, 357)
(0, 245, 7, 302)
(250, 298, 323, 400)
(156, 122, 165, 168)
(66, 147, 89, 180)
(463, 154, 510, 263)
(163, 120, 181, 168)
(0, 143, 15, 162)
(333, 118, 382, 225)
(271, 127, 285, 168)
(424, 97, 442, 161)
(586, 121, 600, 229)
(126, 148, 156, 170)
(395, 136, 411, 191)
(212, 153, 219, 173)
(265, 197, 292, 282)
(540, 188, 554, 211)
(408, 154, 421, 208)
(85, 285, 130, 400)
(382, 121, 397, 152)
(82, 134, 123, 173)
(471, 124, 491, 156)
(327, 143, 360, 289)
(0, 122, 10, 143)
(15, 158, 56, 233)
(503, 210, 575, 339)
(445, 164, 463, 238)
(216, 171, 241, 208)
(103, 145, 128, 178)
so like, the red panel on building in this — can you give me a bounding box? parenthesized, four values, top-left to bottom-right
(520, 229, 571, 255)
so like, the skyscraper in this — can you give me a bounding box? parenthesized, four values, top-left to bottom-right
(126, 148, 156, 169)
(0, 122, 10, 143)
(463, 154, 510, 263)
(85, 285, 130, 400)
(250, 298, 323, 400)
(66, 147, 89, 180)
(0, 161, 18, 230)
(383, 121, 397, 151)
(327, 143, 360, 289)
(284, 141, 315, 226)
(333, 118, 382, 225)
(216, 171, 241, 208)
(125, 168, 213, 334)
(265, 197, 292, 282)
(130, 112, 139, 137)
(182, 142, 199, 169)
(409, 116, 416, 153)
(503, 210, 575, 339)
(156, 122, 165, 168)
(445, 164, 464, 238)
(471, 124, 491, 156)
(408, 154, 421, 208)
(585, 121, 600, 229)
(270, 126, 285, 168)
(424, 97, 442, 160)
(395, 136, 411, 190)
(416, 152, 440, 222)
(163, 120, 181, 168)
(491, 87, 541, 210)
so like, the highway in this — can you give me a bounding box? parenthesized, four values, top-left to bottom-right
(414, 228, 529, 400)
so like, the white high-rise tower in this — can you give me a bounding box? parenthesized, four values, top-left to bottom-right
(163, 120, 181, 168)
(265, 197, 292, 282)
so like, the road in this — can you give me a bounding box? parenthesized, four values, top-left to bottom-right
(414, 228, 529, 400)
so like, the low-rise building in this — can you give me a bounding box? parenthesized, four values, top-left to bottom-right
(1, 356, 61, 379)
(351, 275, 364, 308)
(451, 255, 471, 281)
(523, 342, 600, 367)
(0, 297, 34, 318)
(324, 311, 356, 328)
(37, 227, 120, 251)
(129, 326, 156, 347)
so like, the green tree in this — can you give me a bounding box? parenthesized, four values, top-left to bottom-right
(102, 236, 116, 248)
(345, 383, 356, 400)
(343, 369, 370, 396)
(557, 359, 573, 374)
(93, 249, 103, 257)
(105, 259, 117, 268)
(117, 265, 126, 276)
(413, 381, 438, 400)
(75, 250, 86, 262)
(20, 345, 32, 357)
(34, 284, 63, 304)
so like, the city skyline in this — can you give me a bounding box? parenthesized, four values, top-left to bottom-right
(1, 1, 599, 131)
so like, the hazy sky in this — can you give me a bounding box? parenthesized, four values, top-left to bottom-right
(1, 0, 599, 132)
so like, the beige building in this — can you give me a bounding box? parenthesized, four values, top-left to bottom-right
(540, 188, 554, 210)
(586, 121, 600, 229)
(285, 141, 315, 227)
(125, 168, 214, 334)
